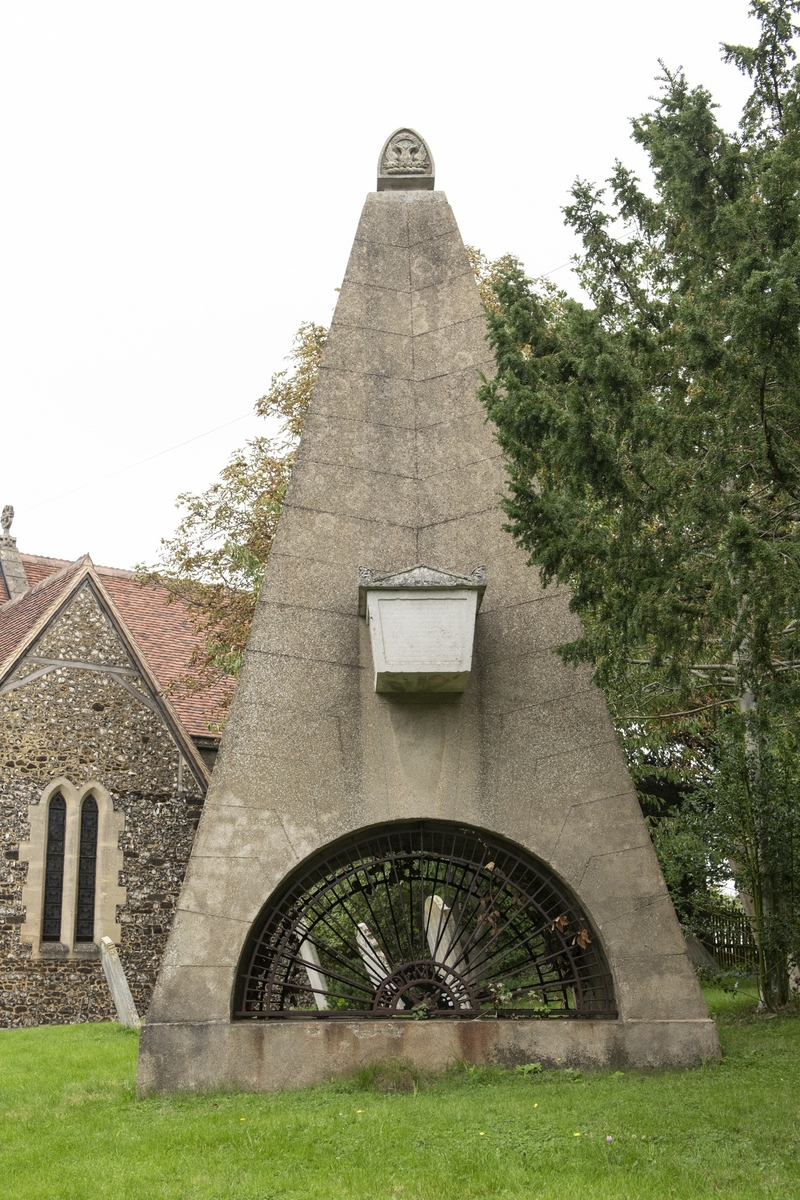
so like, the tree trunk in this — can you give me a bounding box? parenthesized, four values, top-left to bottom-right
(736, 687, 788, 1009)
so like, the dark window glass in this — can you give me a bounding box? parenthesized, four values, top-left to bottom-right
(75, 796, 98, 941)
(42, 793, 66, 941)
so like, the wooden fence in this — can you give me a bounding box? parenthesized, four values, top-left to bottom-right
(694, 908, 758, 972)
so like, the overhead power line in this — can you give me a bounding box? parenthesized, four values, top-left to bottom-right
(541, 261, 573, 277)
(21, 410, 254, 514)
(22, 266, 574, 517)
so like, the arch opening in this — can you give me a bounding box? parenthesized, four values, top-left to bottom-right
(234, 821, 616, 1020)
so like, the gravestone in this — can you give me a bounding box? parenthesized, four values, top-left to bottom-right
(100, 937, 140, 1028)
(137, 130, 718, 1094)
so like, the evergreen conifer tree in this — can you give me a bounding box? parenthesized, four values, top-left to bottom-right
(481, 0, 800, 1007)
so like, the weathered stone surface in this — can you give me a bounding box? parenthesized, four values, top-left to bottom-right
(100, 936, 140, 1027)
(477, 647, 595, 714)
(272, 506, 416, 569)
(377, 129, 435, 193)
(411, 272, 481, 335)
(419, 459, 507, 525)
(237, 650, 360, 715)
(410, 232, 476, 290)
(612, 953, 714, 1021)
(309, 370, 416, 429)
(139, 173, 716, 1091)
(416, 408, 503, 475)
(285, 458, 419, 527)
(478, 597, 585, 659)
(353, 194, 411, 246)
(160, 908, 251, 969)
(417, 508, 517, 576)
(599, 892, 690, 961)
(343, 240, 410, 293)
(415, 366, 495, 428)
(321, 325, 412, 379)
(0, 527, 29, 599)
(246, 603, 360, 665)
(0, 581, 205, 1027)
(296, 414, 416, 478)
(406, 192, 459, 245)
(138, 1016, 719, 1096)
(412, 316, 490, 380)
(332, 282, 412, 336)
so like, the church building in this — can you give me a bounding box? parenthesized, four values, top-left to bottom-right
(0, 510, 228, 1026)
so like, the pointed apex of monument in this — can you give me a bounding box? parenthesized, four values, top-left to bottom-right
(377, 128, 435, 191)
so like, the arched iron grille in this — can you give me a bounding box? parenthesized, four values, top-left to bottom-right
(235, 821, 616, 1020)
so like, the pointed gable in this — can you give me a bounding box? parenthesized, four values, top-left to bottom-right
(0, 557, 90, 669)
(0, 561, 209, 788)
(0, 553, 232, 738)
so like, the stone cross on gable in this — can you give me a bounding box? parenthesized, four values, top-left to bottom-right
(0, 503, 28, 597)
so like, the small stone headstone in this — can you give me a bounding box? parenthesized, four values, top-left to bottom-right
(100, 936, 141, 1028)
(683, 933, 720, 973)
(296, 920, 329, 1010)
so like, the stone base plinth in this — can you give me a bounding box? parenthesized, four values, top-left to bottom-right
(137, 1017, 720, 1095)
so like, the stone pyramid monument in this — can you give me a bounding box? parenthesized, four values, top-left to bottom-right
(138, 130, 717, 1094)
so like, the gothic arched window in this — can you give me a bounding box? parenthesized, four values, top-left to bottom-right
(41, 792, 66, 941)
(20, 780, 126, 956)
(75, 795, 98, 941)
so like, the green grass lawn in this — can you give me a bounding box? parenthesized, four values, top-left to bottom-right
(1, 984, 798, 1199)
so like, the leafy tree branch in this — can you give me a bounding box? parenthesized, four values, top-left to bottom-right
(481, 0, 800, 1008)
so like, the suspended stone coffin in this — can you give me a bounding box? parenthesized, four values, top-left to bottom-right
(359, 565, 485, 693)
(137, 128, 718, 1095)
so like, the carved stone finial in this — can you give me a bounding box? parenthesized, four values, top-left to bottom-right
(0, 503, 27, 598)
(377, 128, 435, 192)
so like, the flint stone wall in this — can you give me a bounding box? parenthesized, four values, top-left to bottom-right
(0, 582, 204, 1026)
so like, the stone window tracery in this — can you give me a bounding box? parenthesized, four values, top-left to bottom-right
(19, 780, 126, 958)
(75, 796, 99, 942)
(41, 793, 66, 941)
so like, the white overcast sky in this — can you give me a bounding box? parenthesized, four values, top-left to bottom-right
(1, 1, 759, 569)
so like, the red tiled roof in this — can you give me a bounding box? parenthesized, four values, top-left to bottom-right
(0, 553, 231, 739)
(101, 572, 232, 738)
(0, 557, 89, 669)
(21, 555, 92, 588)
